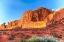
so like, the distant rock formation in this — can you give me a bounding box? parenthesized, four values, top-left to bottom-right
(1, 7, 64, 29)
(18, 7, 53, 28)
(0, 23, 6, 29)
(47, 8, 64, 26)
(53, 8, 64, 21)
(6, 20, 19, 29)
(0, 20, 19, 30)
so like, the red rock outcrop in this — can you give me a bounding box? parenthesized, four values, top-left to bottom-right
(0, 23, 6, 29)
(2, 7, 64, 29)
(6, 20, 19, 29)
(0, 7, 53, 29)
(18, 7, 53, 28)
(53, 8, 64, 21)
(0, 20, 19, 29)
(47, 8, 64, 26)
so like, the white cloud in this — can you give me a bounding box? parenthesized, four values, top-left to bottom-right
(52, 9, 55, 11)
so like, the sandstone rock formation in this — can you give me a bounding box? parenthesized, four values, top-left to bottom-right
(47, 8, 64, 26)
(0, 23, 6, 30)
(6, 20, 19, 29)
(1, 7, 64, 29)
(0, 20, 19, 30)
(18, 7, 53, 28)
(53, 8, 64, 21)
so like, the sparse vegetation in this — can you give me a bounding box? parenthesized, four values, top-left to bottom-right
(8, 34, 15, 40)
(8, 36, 14, 40)
(28, 35, 39, 42)
(19, 38, 26, 42)
(19, 35, 58, 42)
(37, 35, 58, 42)
(52, 33, 62, 38)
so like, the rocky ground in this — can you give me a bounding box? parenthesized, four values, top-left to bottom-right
(0, 22, 64, 42)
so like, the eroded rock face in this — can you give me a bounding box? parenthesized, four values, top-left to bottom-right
(0, 20, 19, 29)
(0, 7, 53, 29)
(53, 8, 64, 22)
(6, 20, 19, 29)
(18, 7, 53, 28)
(47, 8, 64, 26)
(0, 23, 6, 29)
(0, 7, 56, 29)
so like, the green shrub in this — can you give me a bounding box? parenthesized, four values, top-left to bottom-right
(19, 38, 26, 42)
(28, 35, 58, 42)
(18, 35, 58, 42)
(28, 37, 39, 42)
(38, 35, 58, 42)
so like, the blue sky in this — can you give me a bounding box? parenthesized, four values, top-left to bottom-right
(0, 0, 64, 24)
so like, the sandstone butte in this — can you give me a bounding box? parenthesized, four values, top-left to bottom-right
(0, 7, 64, 30)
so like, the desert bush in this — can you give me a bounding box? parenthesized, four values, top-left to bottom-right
(38, 35, 58, 42)
(18, 35, 58, 42)
(28, 36, 39, 42)
(8, 37, 14, 40)
(8, 34, 15, 40)
(28, 35, 58, 42)
(53, 33, 62, 38)
(19, 38, 26, 42)
(11, 34, 15, 38)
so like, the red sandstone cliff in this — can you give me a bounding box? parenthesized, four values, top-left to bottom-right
(0, 20, 19, 29)
(47, 8, 64, 26)
(6, 20, 19, 29)
(18, 7, 53, 28)
(53, 8, 64, 21)
(0, 23, 6, 30)
(1, 7, 64, 29)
